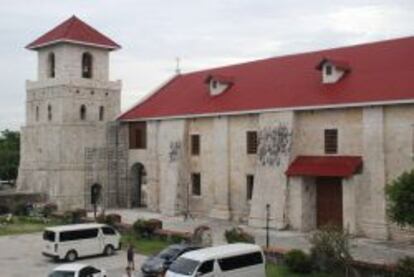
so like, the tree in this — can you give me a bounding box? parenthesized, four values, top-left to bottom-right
(386, 170, 414, 227)
(0, 129, 20, 182)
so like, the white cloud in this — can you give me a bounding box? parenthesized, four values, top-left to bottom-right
(0, 0, 413, 130)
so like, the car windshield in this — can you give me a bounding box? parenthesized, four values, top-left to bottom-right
(168, 257, 200, 275)
(48, 271, 75, 277)
(43, 231, 55, 242)
(159, 247, 181, 260)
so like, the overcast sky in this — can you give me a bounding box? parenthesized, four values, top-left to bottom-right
(0, 0, 413, 130)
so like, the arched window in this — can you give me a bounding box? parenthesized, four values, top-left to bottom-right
(48, 52, 55, 78)
(80, 105, 87, 120)
(82, 52, 93, 79)
(99, 106, 104, 121)
(47, 104, 52, 121)
(35, 106, 39, 122)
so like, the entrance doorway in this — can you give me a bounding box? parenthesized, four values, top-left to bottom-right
(131, 163, 147, 208)
(316, 177, 343, 228)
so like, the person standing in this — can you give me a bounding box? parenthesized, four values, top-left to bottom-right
(127, 244, 135, 271)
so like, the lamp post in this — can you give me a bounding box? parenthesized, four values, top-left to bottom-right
(266, 204, 270, 248)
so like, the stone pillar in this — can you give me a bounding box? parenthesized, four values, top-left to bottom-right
(158, 120, 187, 216)
(343, 176, 357, 234)
(360, 107, 389, 239)
(249, 111, 295, 229)
(288, 177, 316, 231)
(209, 117, 231, 219)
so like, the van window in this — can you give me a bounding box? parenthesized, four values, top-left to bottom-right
(48, 271, 75, 277)
(218, 251, 263, 271)
(43, 231, 56, 242)
(102, 227, 116, 235)
(60, 228, 98, 242)
(169, 257, 200, 275)
(197, 260, 214, 274)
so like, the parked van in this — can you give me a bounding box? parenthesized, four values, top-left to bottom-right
(165, 243, 265, 277)
(42, 223, 121, 261)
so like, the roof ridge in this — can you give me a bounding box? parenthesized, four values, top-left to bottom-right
(180, 35, 414, 77)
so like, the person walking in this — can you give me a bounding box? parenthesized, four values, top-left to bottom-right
(123, 266, 133, 277)
(127, 244, 135, 271)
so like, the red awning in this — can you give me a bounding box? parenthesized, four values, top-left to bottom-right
(286, 155, 362, 178)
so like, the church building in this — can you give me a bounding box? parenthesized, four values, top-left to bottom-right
(17, 16, 414, 240)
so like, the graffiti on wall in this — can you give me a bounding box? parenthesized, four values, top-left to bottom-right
(258, 124, 292, 167)
(169, 141, 182, 163)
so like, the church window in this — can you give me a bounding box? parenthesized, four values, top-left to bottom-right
(246, 131, 258, 154)
(82, 52, 93, 79)
(246, 175, 254, 201)
(80, 105, 87, 121)
(324, 129, 338, 154)
(48, 52, 55, 78)
(35, 106, 39, 122)
(192, 173, 201, 196)
(99, 106, 104, 121)
(47, 104, 52, 121)
(191, 134, 200, 155)
(129, 122, 147, 149)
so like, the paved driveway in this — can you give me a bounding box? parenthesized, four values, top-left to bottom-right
(0, 233, 146, 277)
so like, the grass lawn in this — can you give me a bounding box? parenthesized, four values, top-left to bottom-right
(121, 232, 172, 256)
(0, 216, 65, 236)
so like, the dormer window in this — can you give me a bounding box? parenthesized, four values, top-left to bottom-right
(205, 74, 233, 96)
(325, 65, 332, 75)
(316, 58, 350, 84)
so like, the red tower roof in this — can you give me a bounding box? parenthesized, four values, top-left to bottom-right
(26, 16, 120, 50)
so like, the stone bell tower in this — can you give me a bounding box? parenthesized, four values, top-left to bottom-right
(17, 16, 121, 210)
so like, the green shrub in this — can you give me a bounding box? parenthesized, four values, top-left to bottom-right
(386, 170, 414, 227)
(41, 203, 58, 218)
(65, 209, 87, 223)
(13, 202, 30, 216)
(309, 225, 353, 273)
(396, 256, 414, 276)
(284, 249, 312, 273)
(0, 205, 10, 215)
(132, 218, 162, 238)
(224, 227, 255, 244)
(104, 213, 122, 226)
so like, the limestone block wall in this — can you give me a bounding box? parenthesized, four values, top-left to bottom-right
(288, 177, 316, 231)
(18, 42, 121, 211)
(187, 118, 215, 216)
(359, 107, 389, 239)
(249, 111, 295, 229)
(37, 44, 110, 82)
(157, 119, 188, 216)
(383, 104, 414, 240)
(228, 114, 258, 222)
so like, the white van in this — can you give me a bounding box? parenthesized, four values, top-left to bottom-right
(42, 223, 121, 261)
(165, 243, 266, 277)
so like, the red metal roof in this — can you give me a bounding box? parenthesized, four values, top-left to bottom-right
(285, 156, 363, 178)
(26, 16, 120, 50)
(119, 36, 414, 121)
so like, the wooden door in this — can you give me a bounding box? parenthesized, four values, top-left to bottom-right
(316, 177, 343, 229)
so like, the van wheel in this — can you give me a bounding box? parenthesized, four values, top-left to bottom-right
(104, 245, 114, 256)
(65, 250, 77, 262)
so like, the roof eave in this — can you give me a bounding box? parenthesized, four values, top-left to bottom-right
(26, 39, 121, 51)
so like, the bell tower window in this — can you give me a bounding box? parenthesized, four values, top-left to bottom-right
(99, 106, 104, 121)
(80, 105, 87, 120)
(47, 104, 52, 121)
(35, 106, 39, 122)
(82, 52, 93, 79)
(48, 52, 55, 78)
